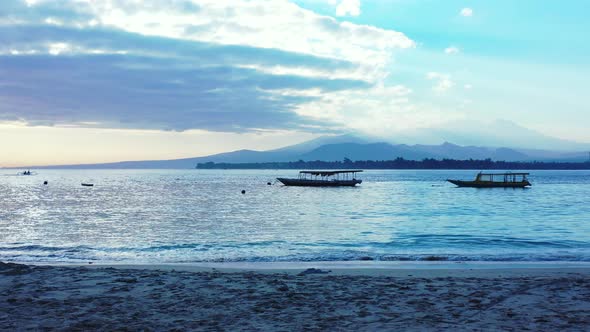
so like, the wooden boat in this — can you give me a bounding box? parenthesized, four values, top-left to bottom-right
(447, 172, 531, 188)
(277, 170, 362, 187)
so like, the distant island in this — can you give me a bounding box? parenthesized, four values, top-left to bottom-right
(197, 158, 590, 170)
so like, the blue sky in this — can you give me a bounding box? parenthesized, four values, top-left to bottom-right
(0, 0, 588, 166)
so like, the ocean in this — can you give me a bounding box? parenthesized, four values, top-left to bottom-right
(1, 169, 589, 264)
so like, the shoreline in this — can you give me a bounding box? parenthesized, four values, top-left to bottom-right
(2, 261, 590, 330)
(34, 260, 590, 277)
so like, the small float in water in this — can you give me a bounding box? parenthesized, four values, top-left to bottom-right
(447, 172, 531, 188)
(277, 170, 362, 187)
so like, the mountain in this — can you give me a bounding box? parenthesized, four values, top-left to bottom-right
(297, 142, 536, 162)
(389, 120, 590, 151)
(33, 149, 285, 169)
(17, 121, 590, 169)
(27, 135, 368, 169)
(513, 149, 590, 162)
(270, 134, 369, 154)
(411, 142, 529, 161)
(299, 143, 436, 161)
(26, 136, 589, 169)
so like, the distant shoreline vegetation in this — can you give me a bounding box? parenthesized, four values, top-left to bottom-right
(197, 158, 590, 170)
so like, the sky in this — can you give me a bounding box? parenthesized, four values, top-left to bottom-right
(1, 0, 589, 166)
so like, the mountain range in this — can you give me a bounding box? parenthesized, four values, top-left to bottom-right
(9, 120, 588, 169)
(386, 119, 590, 151)
(23, 132, 590, 169)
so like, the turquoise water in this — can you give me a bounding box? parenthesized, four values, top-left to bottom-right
(1, 169, 589, 264)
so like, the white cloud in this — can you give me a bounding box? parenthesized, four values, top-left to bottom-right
(293, 84, 422, 134)
(3, 49, 38, 56)
(44, 17, 63, 26)
(6, 1, 415, 86)
(19, 1, 414, 67)
(336, 0, 361, 17)
(460, 8, 473, 17)
(81, 0, 411, 83)
(47, 42, 70, 55)
(427, 72, 454, 93)
(74, 0, 418, 137)
(1, 41, 128, 56)
(24, 0, 40, 7)
(444, 46, 460, 54)
(1, 0, 428, 135)
(235, 64, 359, 81)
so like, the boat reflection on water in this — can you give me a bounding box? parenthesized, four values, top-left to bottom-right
(277, 170, 362, 187)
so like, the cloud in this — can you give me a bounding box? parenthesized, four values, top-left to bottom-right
(444, 46, 460, 54)
(0, 0, 415, 133)
(460, 8, 473, 17)
(85, 0, 413, 79)
(335, 0, 361, 17)
(291, 83, 459, 136)
(0, 47, 368, 132)
(427, 72, 454, 93)
(0, 25, 357, 73)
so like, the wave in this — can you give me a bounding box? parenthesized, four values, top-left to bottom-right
(200, 251, 590, 263)
(2, 243, 590, 264)
(382, 234, 589, 249)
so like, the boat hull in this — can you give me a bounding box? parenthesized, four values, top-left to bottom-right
(447, 179, 531, 188)
(277, 178, 362, 187)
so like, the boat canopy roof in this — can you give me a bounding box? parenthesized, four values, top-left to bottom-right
(478, 172, 529, 176)
(299, 170, 363, 176)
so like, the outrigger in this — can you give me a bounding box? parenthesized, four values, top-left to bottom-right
(447, 172, 531, 188)
(277, 170, 363, 187)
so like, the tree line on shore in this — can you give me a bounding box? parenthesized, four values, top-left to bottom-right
(196, 157, 590, 170)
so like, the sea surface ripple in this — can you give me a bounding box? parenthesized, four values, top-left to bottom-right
(1, 169, 589, 264)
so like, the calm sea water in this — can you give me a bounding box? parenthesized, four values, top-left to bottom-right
(1, 169, 589, 264)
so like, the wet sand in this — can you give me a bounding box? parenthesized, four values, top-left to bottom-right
(1, 261, 590, 331)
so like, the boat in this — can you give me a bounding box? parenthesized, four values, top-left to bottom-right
(277, 170, 362, 187)
(447, 172, 531, 188)
(18, 170, 36, 176)
(81, 183, 94, 187)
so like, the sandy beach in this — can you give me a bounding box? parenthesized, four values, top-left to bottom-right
(1, 262, 589, 331)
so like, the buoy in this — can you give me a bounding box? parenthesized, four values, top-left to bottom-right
(43, 181, 48, 185)
(241, 190, 246, 194)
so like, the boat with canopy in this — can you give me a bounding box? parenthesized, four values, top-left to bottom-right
(277, 170, 363, 187)
(447, 172, 531, 188)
